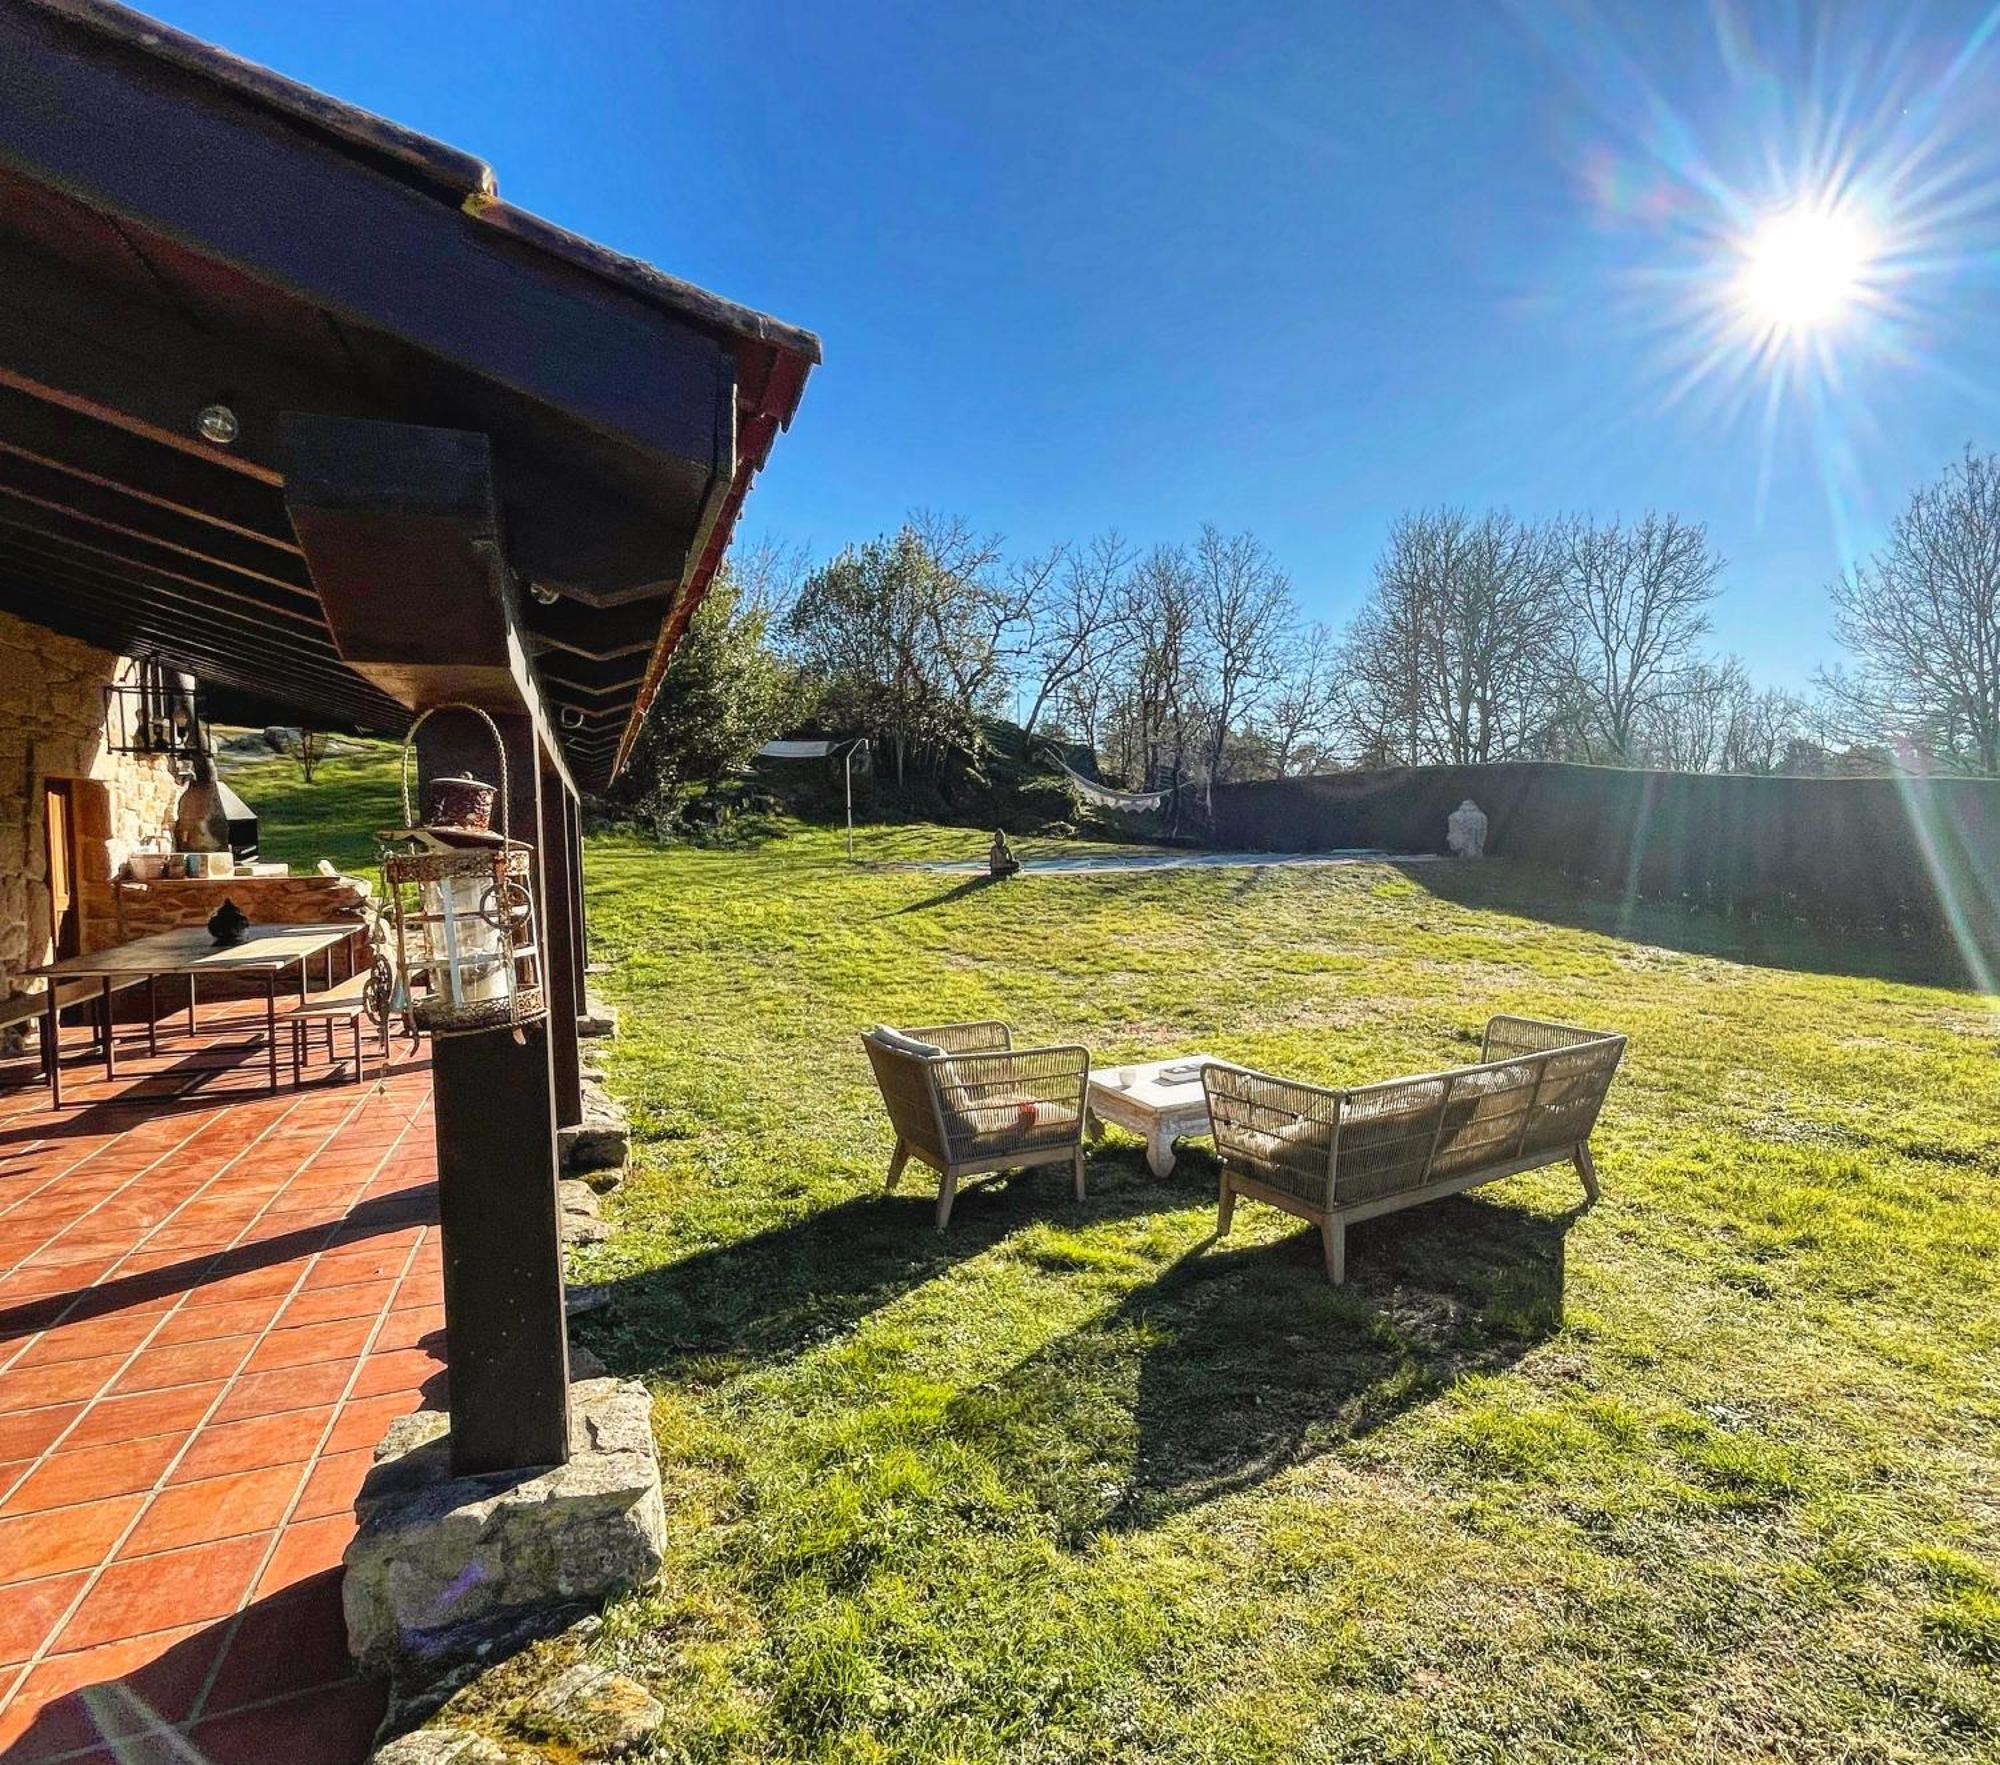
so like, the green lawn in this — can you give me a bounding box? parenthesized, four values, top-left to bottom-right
(517, 823, 1991, 1763)
(221, 748, 1998, 1758)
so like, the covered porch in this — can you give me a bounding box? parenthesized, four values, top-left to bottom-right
(0, 0, 816, 1753)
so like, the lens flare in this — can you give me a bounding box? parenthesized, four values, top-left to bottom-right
(1739, 205, 1873, 334)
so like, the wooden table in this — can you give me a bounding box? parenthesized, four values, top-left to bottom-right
(1086, 1054, 1245, 1178)
(28, 924, 359, 1106)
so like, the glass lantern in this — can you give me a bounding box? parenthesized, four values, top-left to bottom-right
(379, 704, 547, 1039)
(382, 842, 544, 1036)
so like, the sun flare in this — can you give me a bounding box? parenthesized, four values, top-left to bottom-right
(1738, 204, 1873, 334)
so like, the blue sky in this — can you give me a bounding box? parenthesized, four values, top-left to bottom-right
(148, 1, 2000, 687)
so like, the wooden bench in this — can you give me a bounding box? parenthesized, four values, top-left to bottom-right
(1202, 1016, 1627, 1283)
(287, 967, 388, 1086)
(0, 976, 150, 1081)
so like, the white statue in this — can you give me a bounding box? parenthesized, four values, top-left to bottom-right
(1446, 797, 1488, 859)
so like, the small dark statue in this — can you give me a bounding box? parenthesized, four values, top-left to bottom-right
(206, 898, 250, 947)
(988, 829, 1021, 879)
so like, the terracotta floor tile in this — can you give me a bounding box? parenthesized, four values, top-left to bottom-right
(181, 1263, 301, 1307)
(292, 1447, 374, 1522)
(5, 1310, 161, 1373)
(108, 1336, 255, 1396)
(0, 1493, 145, 1583)
(211, 1357, 354, 1423)
(121, 1463, 305, 1558)
(252, 1513, 353, 1599)
(0, 1402, 82, 1461)
(347, 1344, 445, 1401)
(55, 1532, 271, 1653)
(2, 1432, 182, 1514)
(0, 1622, 224, 1759)
(276, 1280, 396, 1329)
(0, 1569, 88, 1666)
(242, 1315, 375, 1374)
(0, 1354, 128, 1412)
(201, 1572, 354, 1715)
(171, 1406, 335, 1482)
(188, 1673, 386, 1765)
(64, 1381, 224, 1449)
(147, 1295, 283, 1346)
(325, 1391, 427, 1455)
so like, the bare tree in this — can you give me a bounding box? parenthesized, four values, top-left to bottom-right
(1333, 508, 1566, 766)
(1266, 620, 1345, 774)
(1018, 532, 1133, 738)
(1107, 545, 1202, 814)
(1822, 446, 2000, 774)
(1554, 511, 1725, 760)
(907, 508, 1016, 731)
(1194, 525, 1293, 806)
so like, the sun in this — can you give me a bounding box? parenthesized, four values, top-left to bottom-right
(1739, 204, 1873, 334)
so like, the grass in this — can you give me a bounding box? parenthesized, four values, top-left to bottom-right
(540, 823, 1995, 1762)
(222, 750, 2000, 1758)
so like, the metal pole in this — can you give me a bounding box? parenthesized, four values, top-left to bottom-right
(845, 745, 855, 860)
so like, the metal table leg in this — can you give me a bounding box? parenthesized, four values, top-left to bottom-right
(100, 977, 115, 1081)
(45, 991, 61, 1109)
(266, 973, 279, 1092)
(147, 974, 158, 1059)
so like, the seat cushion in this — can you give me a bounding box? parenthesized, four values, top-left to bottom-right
(869, 1023, 945, 1059)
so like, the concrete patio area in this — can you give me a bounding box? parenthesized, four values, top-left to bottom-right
(0, 1005, 442, 1762)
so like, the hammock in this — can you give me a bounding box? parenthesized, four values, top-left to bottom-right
(1047, 753, 1179, 812)
(757, 738, 864, 759)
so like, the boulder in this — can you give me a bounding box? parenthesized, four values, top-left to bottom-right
(370, 1728, 510, 1765)
(526, 1664, 662, 1759)
(343, 1379, 666, 1692)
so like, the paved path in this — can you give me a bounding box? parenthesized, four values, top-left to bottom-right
(916, 849, 1434, 875)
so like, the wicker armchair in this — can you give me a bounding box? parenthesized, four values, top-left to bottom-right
(1203, 1016, 1626, 1283)
(861, 1020, 1091, 1228)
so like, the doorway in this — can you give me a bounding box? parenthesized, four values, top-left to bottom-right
(43, 779, 81, 963)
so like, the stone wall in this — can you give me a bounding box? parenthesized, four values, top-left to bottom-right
(0, 610, 180, 1002)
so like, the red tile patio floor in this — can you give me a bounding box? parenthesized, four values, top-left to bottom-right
(0, 1003, 441, 1763)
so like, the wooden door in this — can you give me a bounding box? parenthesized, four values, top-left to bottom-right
(43, 779, 80, 961)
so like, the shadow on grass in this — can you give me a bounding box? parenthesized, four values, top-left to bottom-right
(886, 872, 1005, 915)
(579, 1133, 1582, 1541)
(949, 1187, 1584, 1539)
(576, 1154, 1183, 1385)
(1402, 858, 1990, 991)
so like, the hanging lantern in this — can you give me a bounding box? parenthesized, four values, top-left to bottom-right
(379, 704, 545, 1038)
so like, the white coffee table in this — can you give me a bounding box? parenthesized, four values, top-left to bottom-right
(1086, 1053, 1241, 1178)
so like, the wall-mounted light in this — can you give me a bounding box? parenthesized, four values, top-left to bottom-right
(196, 403, 240, 446)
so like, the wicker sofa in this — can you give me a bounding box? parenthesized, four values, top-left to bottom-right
(861, 1020, 1091, 1228)
(1202, 1016, 1627, 1283)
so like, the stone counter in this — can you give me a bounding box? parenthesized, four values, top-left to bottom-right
(105, 872, 377, 1006)
(107, 871, 374, 942)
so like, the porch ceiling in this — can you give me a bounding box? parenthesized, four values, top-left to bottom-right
(0, 0, 818, 790)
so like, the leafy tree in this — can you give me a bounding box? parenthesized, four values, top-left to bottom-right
(781, 522, 1010, 786)
(613, 568, 802, 833)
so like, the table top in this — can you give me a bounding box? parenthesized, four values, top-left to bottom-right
(1088, 1054, 1241, 1120)
(27, 923, 355, 979)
